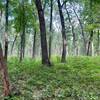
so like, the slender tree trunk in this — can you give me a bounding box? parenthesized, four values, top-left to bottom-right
(0, 43, 10, 96)
(35, 0, 51, 66)
(91, 41, 94, 56)
(65, 5, 77, 55)
(70, 3, 87, 55)
(32, 30, 36, 58)
(57, 0, 67, 62)
(97, 30, 100, 55)
(11, 35, 18, 54)
(20, 31, 25, 61)
(49, 0, 53, 59)
(20, 1, 26, 61)
(20, 37, 23, 61)
(4, 0, 9, 61)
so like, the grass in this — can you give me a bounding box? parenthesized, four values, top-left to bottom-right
(0, 56, 100, 100)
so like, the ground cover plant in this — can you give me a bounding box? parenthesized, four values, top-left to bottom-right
(0, 0, 100, 99)
(0, 56, 100, 100)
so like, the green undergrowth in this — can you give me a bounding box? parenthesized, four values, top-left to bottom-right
(0, 56, 100, 100)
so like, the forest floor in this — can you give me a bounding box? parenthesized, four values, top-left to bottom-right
(0, 56, 100, 100)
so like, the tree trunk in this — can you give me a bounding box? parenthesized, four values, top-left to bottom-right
(57, 0, 66, 62)
(0, 43, 10, 96)
(20, 31, 25, 61)
(11, 34, 18, 54)
(65, 5, 77, 56)
(97, 30, 100, 55)
(91, 41, 94, 56)
(87, 0, 93, 56)
(32, 30, 36, 58)
(4, 0, 9, 61)
(20, 1, 26, 61)
(49, 0, 53, 59)
(35, 0, 51, 66)
(70, 3, 87, 55)
(87, 31, 93, 56)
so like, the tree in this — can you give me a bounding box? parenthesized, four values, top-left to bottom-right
(49, 0, 53, 59)
(0, 43, 10, 96)
(35, 0, 51, 65)
(57, 0, 67, 62)
(86, 0, 94, 56)
(4, 0, 9, 61)
(65, 4, 77, 55)
(19, 0, 26, 61)
(32, 29, 36, 58)
(70, 2, 87, 55)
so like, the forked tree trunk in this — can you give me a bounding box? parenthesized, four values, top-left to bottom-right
(0, 43, 10, 96)
(35, 0, 51, 66)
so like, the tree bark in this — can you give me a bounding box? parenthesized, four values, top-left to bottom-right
(0, 43, 10, 96)
(87, 31, 93, 56)
(11, 34, 18, 54)
(87, 0, 93, 56)
(4, 0, 9, 61)
(65, 5, 77, 56)
(70, 3, 87, 55)
(32, 30, 36, 58)
(49, 0, 53, 59)
(35, 0, 51, 66)
(97, 30, 100, 55)
(20, 1, 26, 61)
(57, 0, 67, 62)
